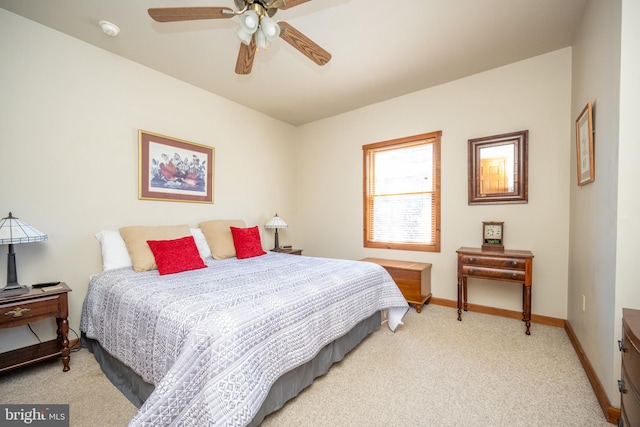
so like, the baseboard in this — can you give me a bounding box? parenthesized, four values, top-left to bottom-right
(428, 297, 564, 327)
(564, 321, 620, 425)
(427, 297, 619, 425)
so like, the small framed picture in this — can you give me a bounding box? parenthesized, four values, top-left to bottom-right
(139, 130, 214, 203)
(575, 102, 594, 186)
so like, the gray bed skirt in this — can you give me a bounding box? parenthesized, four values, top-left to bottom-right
(82, 310, 381, 426)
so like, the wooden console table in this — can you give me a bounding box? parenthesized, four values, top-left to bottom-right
(0, 283, 72, 372)
(456, 247, 534, 335)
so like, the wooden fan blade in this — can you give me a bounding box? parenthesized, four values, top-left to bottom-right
(148, 7, 234, 22)
(278, 21, 331, 66)
(235, 37, 257, 75)
(280, 0, 311, 10)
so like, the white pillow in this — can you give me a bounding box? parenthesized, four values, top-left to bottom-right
(95, 230, 132, 271)
(190, 228, 212, 259)
(96, 228, 212, 272)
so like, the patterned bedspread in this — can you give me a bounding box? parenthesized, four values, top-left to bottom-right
(80, 252, 408, 426)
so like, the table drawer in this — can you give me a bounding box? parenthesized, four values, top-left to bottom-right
(460, 255, 526, 270)
(462, 265, 525, 281)
(622, 324, 640, 394)
(621, 364, 640, 427)
(0, 295, 64, 327)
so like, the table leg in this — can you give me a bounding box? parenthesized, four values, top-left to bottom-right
(57, 317, 71, 371)
(457, 278, 462, 321)
(522, 283, 526, 321)
(463, 277, 468, 312)
(524, 285, 532, 335)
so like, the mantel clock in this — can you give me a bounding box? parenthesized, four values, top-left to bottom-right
(482, 221, 504, 251)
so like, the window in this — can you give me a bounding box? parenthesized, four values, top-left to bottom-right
(363, 131, 441, 252)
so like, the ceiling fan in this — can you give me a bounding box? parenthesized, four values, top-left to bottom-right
(148, 0, 332, 75)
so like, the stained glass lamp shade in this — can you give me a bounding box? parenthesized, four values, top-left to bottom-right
(0, 212, 48, 296)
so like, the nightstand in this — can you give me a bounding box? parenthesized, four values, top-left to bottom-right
(0, 282, 72, 372)
(271, 248, 303, 255)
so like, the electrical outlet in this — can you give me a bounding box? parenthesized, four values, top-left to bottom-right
(582, 295, 586, 312)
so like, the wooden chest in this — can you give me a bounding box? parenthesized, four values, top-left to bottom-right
(360, 258, 432, 312)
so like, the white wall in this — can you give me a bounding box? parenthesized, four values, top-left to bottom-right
(616, 0, 640, 315)
(294, 48, 572, 320)
(614, 0, 640, 404)
(569, 0, 622, 404)
(0, 10, 296, 352)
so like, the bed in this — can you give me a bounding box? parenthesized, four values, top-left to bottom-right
(80, 224, 408, 426)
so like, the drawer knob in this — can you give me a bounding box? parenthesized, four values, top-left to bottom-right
(468, 269, 474, 275)
(618, 379, 627, 394)
(4, 307, 31, 318)
(512, 273, 518, 279)
(511, 261, 517, 266)
(618, 339, 627, 352)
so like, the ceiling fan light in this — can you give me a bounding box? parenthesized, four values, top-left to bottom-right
(239, 10, 259, 34)
(260, 16, 280, 41)
(256, 28, 267, 50)
(236, 27, 253, 45)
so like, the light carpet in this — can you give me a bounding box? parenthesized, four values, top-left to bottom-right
(0, 305, 611, 426)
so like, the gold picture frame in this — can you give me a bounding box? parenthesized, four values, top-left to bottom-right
(575, 102, 594, 185)
(139, 130, 214, 203)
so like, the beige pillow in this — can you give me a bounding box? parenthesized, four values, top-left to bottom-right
(119, 225, 191, 272)
(198, 219, 246, 260)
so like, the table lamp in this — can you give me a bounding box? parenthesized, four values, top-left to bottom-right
(264, 213, 287, 251)
(0, 212, 48, 297)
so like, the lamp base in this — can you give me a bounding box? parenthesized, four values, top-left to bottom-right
(273, 229, 281, 252)
(4, 245, 29, 297)
(0, 285, 29, 298)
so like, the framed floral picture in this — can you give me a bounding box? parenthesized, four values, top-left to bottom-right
(575, 102, 594, 186)
(139, 130, 214, 203)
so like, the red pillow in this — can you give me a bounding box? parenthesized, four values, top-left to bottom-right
(147, 236, 206, 275)
(230, 226, 267, 259)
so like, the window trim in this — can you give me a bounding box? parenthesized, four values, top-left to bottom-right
(362, 131, 442, 253)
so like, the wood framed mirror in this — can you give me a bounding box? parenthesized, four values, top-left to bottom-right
(468, 130, 528, 205)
